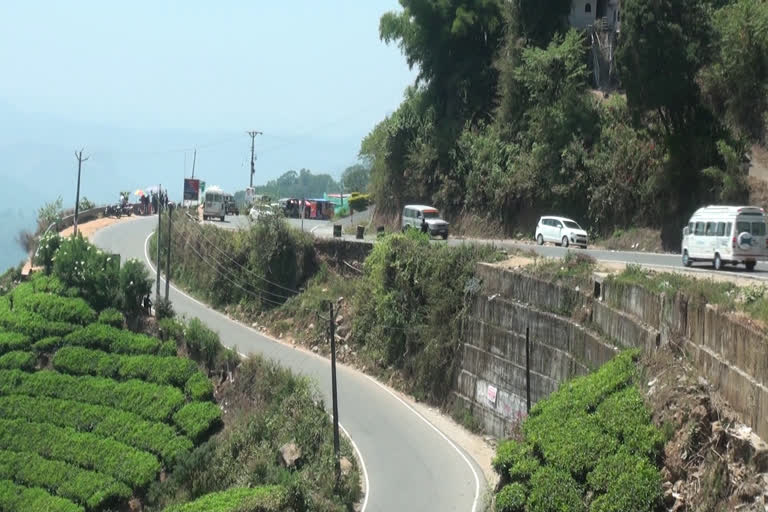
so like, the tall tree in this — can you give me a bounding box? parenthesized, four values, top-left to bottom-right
(380, 0, 504, 125)
(341, 164, 371, 193)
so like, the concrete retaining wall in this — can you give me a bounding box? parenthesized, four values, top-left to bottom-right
(455, 264, 768, 440)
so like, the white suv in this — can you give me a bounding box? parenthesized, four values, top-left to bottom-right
(535, 216, 588, 248)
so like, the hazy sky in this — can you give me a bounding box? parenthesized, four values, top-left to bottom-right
(0, 1, 416, 267)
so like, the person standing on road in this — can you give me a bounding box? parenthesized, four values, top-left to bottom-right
(421, 215, 428, 234)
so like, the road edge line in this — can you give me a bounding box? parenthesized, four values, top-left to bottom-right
(143, 230, 480, 512)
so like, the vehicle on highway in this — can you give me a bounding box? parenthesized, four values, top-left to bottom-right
(202, 189, 227, 221)
(249, 204, 278, 221)
(682, 205, 768, 271)
(224, 196, 239, 216)
(535, 216, 588, 248)
(402, 205, 449, 239)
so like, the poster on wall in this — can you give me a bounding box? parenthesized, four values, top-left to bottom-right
(183, 178, 200, 201)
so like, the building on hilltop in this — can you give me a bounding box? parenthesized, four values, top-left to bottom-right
(568, 0, 621, 31)
(568, 0, 621, 90)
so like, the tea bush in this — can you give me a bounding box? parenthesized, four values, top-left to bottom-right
(0, 308, 77, 340)
(495, 483, 526, 512)
(53, 346, 199, 388)
(31, 336, 62, 353)
(0, 448, 131, 509)
(0, 394, 192, 466)
(0, 418, 160, 488)
(0, 351, 36, 371)
(0, 369, 186, 423)
(0, 479, 83, 512)
(162, 486, 288, 512)
(491, 350, 663, 512)
(15, 292, 96, 326)
(63, 323, 162, 355)
(0, 332, 31, 355)
(184, 371, 214, 401)
(172, 401, 223, 442)
(98, 307, 125, 328)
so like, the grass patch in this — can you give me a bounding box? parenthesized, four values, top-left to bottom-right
(611, 264, 768, 327)
(526, 250, 596, 289)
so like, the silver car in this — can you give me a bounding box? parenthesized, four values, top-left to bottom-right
(402, 205, 450, 240)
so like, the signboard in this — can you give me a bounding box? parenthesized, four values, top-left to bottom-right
(487, 385, 498, 406)
(183, 179, 200, 201)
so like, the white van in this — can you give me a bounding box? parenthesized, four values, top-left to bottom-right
(681, 205, 768, 270)
(402, 205, 450, 239)
(203, 191, 226, 221)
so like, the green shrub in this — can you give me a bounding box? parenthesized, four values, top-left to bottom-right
(31, 336, 62, 353)
(348, 193, 370, 212)
(0, 394, 193, 466)
(587, 451, 662, 512)
(0, 351, 36, 371)
(63, 323, 162, 355)
(0, 449, 131, 509)
(0, 479, 83, 512)
(508, 453, 540, 484)
(15, 292, 96, 325)
(162, 486, 287, 512)
(98, 308, 125, 328)
(0, 418, 161, 488)
(495, 483, 527, 512)
(158, 318, 185, 342)
(526, 467, 585, 512)
(35, 231, 62, 275)
(0, 332, 31, 355)
(595, 386, 664, 460)
(156, 297, 175, 320)
(185, 372, 214, 401)
(172, 401, 222, 442)
(120, 258, 152, 317)
(0, 369, 186, 423)
(159, 340, 178, 357)
(53, 346, 198, 388)
(0, 309, 77, 341)
(185, 318, 222, 369)
(493, 440, 533, 475)
(53, 234, 120, 311)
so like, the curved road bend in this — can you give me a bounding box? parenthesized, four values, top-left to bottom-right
(93, 216, 484, 512)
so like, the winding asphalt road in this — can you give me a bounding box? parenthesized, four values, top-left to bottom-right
(93, 216, 484, 512)
(209, 213, 768, 279)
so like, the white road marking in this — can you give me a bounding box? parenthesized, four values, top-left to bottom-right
(143, 231, 480, 511)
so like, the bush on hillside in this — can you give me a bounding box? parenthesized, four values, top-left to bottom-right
(119, 259, 152, 317)
(31, 336, 62, 353)
(0, 394, 193, 467)
(98, 308, 125, 329)
(63, 323, 162, 355)
(0, 351, 36, 371)
(35, 231, 61, 275)
(184, 372, 214, 401)
(15, 292, 96, 326)
(0, 308, 77, 341)
(53, 234, 120, 311)
(172, 402, 222, 442)
(0, 332, 31, 356)
(495, 483, 526, 512)
(351, 231, 500, 401)
(185, 318, 222, 370)
(491, 350, 663, 512)
(0, 479, 83, 512)
(161, 486, 289, 512)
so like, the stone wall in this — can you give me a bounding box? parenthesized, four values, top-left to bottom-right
(454, 263, 768, 440)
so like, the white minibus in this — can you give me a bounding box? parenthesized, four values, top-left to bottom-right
(681, 205, 768, 271)
(203, 190, 227, 221)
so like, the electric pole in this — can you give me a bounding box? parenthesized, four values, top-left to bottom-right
(247, 131, 262, 188)
(165, 203, 173, 301)
(191, 149, 197, 179)
(73, 149, 89, 236)
(156, 185, 162, 299)
(327, 300, 342, 483)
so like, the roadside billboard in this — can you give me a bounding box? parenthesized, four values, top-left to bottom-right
(183, 178, 200, 201)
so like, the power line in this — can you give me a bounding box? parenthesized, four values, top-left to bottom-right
(173, 222, 295, 302)
(180, 212, 301, 295)
(171, 226, 288, 307)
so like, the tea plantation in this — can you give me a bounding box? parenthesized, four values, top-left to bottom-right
(0, 276, 221, 512)
(492, 350, 664, 512)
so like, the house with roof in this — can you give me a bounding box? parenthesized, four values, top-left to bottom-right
(569, 0, 621, 31)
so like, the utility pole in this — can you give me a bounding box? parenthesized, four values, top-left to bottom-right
(301, 197, 304, 232)
(191, 149, 197, 179)
(156, 185, 162, 299)
(525, 327, 531, 414)
(327, 301, 342, 483)
(165, 203, 173, 301)
(247, 131, 263, 188)
(73, 149, 89, 236)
